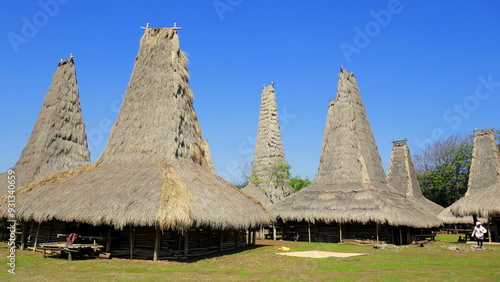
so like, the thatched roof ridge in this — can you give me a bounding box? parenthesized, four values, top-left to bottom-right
(387, 140, 444, 215)
(465, 129, 500, 196)
(315, 69, 386, 185)
(1, 28, 272, 231)
(271, 69, 441, 228)
(201, 140, 215, 172)
(0, 57, 90, 187)
(242, 83, 291, 207)
(448, 129, 500, 217)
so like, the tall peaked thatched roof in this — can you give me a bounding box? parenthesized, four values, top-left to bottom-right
(241, 83, 291, 208)
(448, 129, 500, 218)
(271, 69, 441, 228)
(387, 140, 444, 215)
(1, 28, 271, 231)
(0, 57, 90, 187)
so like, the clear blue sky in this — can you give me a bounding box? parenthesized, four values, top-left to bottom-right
(1, 1, 499, 185)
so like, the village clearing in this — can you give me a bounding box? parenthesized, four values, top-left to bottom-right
(1, 234, 499, 281)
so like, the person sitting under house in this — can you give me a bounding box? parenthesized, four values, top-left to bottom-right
(66, 231, 78, 245)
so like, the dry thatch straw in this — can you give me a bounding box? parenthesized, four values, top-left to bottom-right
(201, 139, 215, 172)
(387, 140, 444, 216)
(0, 28, 272, 231)
(241, 84, 291, 208)
(271, 68, 441, 228)
(0, 57, 90, 188)
(448, 129, 500, 218)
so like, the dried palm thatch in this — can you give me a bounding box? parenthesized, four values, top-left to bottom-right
(438, 206, 486, 224)
(201, 139, 215, 172)
(449, 129, 500, 217)
(271, 68, 441, 228)
(1, 28, 272, 231)
(0, 57, 90, 187)
(242, 84, 292, 208)
(387, 140, 444, 215)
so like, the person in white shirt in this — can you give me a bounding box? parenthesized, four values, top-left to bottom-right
(471, 221, 487, 249)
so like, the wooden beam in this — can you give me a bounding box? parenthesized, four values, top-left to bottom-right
(376, 224, 379, 245)
(154, 227, 161, 261)
(308, 222, 311, 243)
(183, 231, 189, 259)
(273, 224, 277, 241)
(33, 222, 41, 251)
(399, 227, 403, 246)
(106, 226, 112, 253)
(339, 223, 343, 244)
(129, 227, 135, 260)
(219, 230, 223, 253)
(252, 230, 257, 246)
(20, 222, 28, 250)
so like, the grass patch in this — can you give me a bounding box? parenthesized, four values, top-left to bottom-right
(1, 240, 499, 281)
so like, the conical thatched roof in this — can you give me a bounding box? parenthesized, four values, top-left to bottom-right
(387, 140, 444, 215)
(1, 28, 272, 231)
(241, 84, 291, 208)
(271, 69, 441, 228)
(448, 129, 500, 218)
(0, 57, 90, 187)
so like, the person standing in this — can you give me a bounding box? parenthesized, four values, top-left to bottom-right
(471, 222, 487, 249)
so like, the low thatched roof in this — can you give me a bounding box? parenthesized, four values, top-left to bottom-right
(448, 129, 500, 218)
(387, 140, 444, 215)
(271, 69, 441, 228)
(242, 84, 291, 208)
(1, 28, 272, 231)
(0, 57, 90, 187)
(438, 206, 486, 225)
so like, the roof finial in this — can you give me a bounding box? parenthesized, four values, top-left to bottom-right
(70, 53, 74, 59)
(140, 23, 150, 29)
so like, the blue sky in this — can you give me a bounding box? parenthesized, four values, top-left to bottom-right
(1, 1, 499, 184)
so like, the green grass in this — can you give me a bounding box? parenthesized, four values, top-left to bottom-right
(1, 239, 499, 281)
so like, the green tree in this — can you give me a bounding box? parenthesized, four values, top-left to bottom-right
(287, 176, 312, 192)
(413, 134, 473, 207)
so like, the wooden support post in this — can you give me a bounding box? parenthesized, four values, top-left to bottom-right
(399, 227, 403, 246)
(308, 222, 311, 243)
(106, 226, 112, 253)
(47, 221, 53, 242)
(68, 251, 73, 261)
(154, 227, 161, 261)
(252, 229, 257, 246)
(20, 222, 28, 250)
(129, 227, 135, 260)
(487, 218, 492, 243)
(235, 231, 239, 249)
(273, 224, 276, 241)
(219, 230, 223, 253)
(33, 222, 41, 251)
(184, 231, 189, 259)
(376, 224, 379, 246)
(339, 223, 343, 244)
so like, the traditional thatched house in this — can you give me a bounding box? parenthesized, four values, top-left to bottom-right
(241, 84, 291, 209)
(0, 57, 90, 242)
(387, 140, 444, 216)
(0, 57, 90, 188)
(271, 68, 441, 245)
(446, 129, 500, 241)
(1, 27, 272, 260)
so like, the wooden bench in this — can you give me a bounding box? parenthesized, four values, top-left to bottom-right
(414, 234, 436, 241)
(40, 242, 104, 261)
